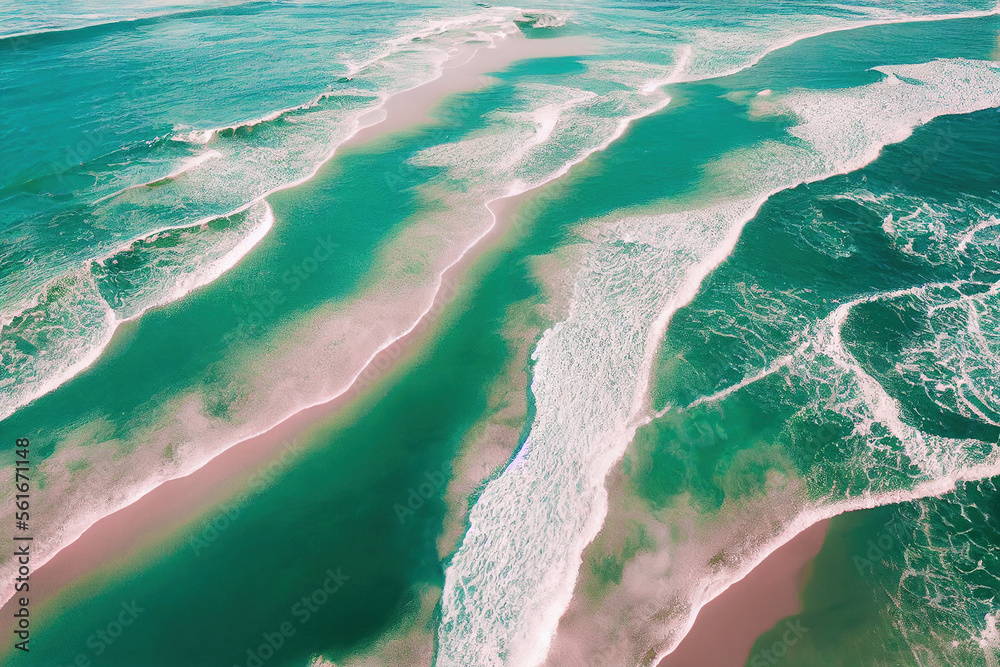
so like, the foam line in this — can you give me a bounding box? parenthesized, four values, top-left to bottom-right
(0, 202, 274, 423)
(0, 1, 262, 41)
(655, 448, 1000, 663)
(6, 278, 119, 422)
(682, 344, 807, 411)
(4, 10, 544, 419)
(640, 44, 692, 94)
(957, 216, 1000, 253)
(687, 4, 1000, 83)
(437, 53, 1000, 666)
(824, 287, 948, 475)
(90, 88, 378, 206)
(165, 149, 222, 179)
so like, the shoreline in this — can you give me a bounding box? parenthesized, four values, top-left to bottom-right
(657, 519, 830, 667)
(0, 29, 596, 425)
(0, 32, 596, 620)
(8, 6, 996, 654)
(648, 457, 1000, 667)
(346, 34, 596, 146)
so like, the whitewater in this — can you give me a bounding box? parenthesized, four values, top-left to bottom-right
(436, 16, 1000, 667)
(3, 2, 1000, 665)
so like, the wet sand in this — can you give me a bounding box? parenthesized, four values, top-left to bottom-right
(0, 31, 594, 627)
(658, 519, 830, 667)
(347, 33, 596, 145)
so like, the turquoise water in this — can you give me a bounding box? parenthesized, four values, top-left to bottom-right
(741, 105, 1000, 666)
(2, 1, 1000, 666)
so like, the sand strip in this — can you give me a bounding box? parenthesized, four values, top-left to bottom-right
(0, 31, 593, 626)
(658, 519, 830, 667)
(348, 34, 595, 145)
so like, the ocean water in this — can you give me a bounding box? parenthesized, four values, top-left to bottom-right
(1, 1, 999, 666)
(751, 476, 1000, 666)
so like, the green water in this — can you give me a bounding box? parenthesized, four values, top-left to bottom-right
(7, 26, 849, 661)
(750, 476, 1000, 666)
(13, 41, 781, 662)
(4, 7, 1000, 667)
(10, 56, 607, 666)
(551, 15, 1000, 665)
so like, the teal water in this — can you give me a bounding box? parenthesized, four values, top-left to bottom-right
(2, 2, 1000, 666)
(565, 22, 1000, 666)
(740, 105, 1000, 666)
(750, 476, 1000, 665)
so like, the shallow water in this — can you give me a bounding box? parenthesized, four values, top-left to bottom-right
(2, 2, 1000, 666)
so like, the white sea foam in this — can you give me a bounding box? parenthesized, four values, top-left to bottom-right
(171, 128, 215, 145)
(0, 4, 655, 611)
(165, 149, 222, 179)
(5, 4, 1000, 658)
(798, 283, 990, 477)
(1, 7, 567, 422)
(957, 215, 1000, 253)
(638, 45, 693, 94)
(0, 271, 118, 423)
(679, 4, 1000, 82)
(827, 190, 1000, 432)
(680, 345, 806, 412)
(437, 55, 1000, 666)
(0, 202, 273, 423)
(110, 201, 275, 319)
